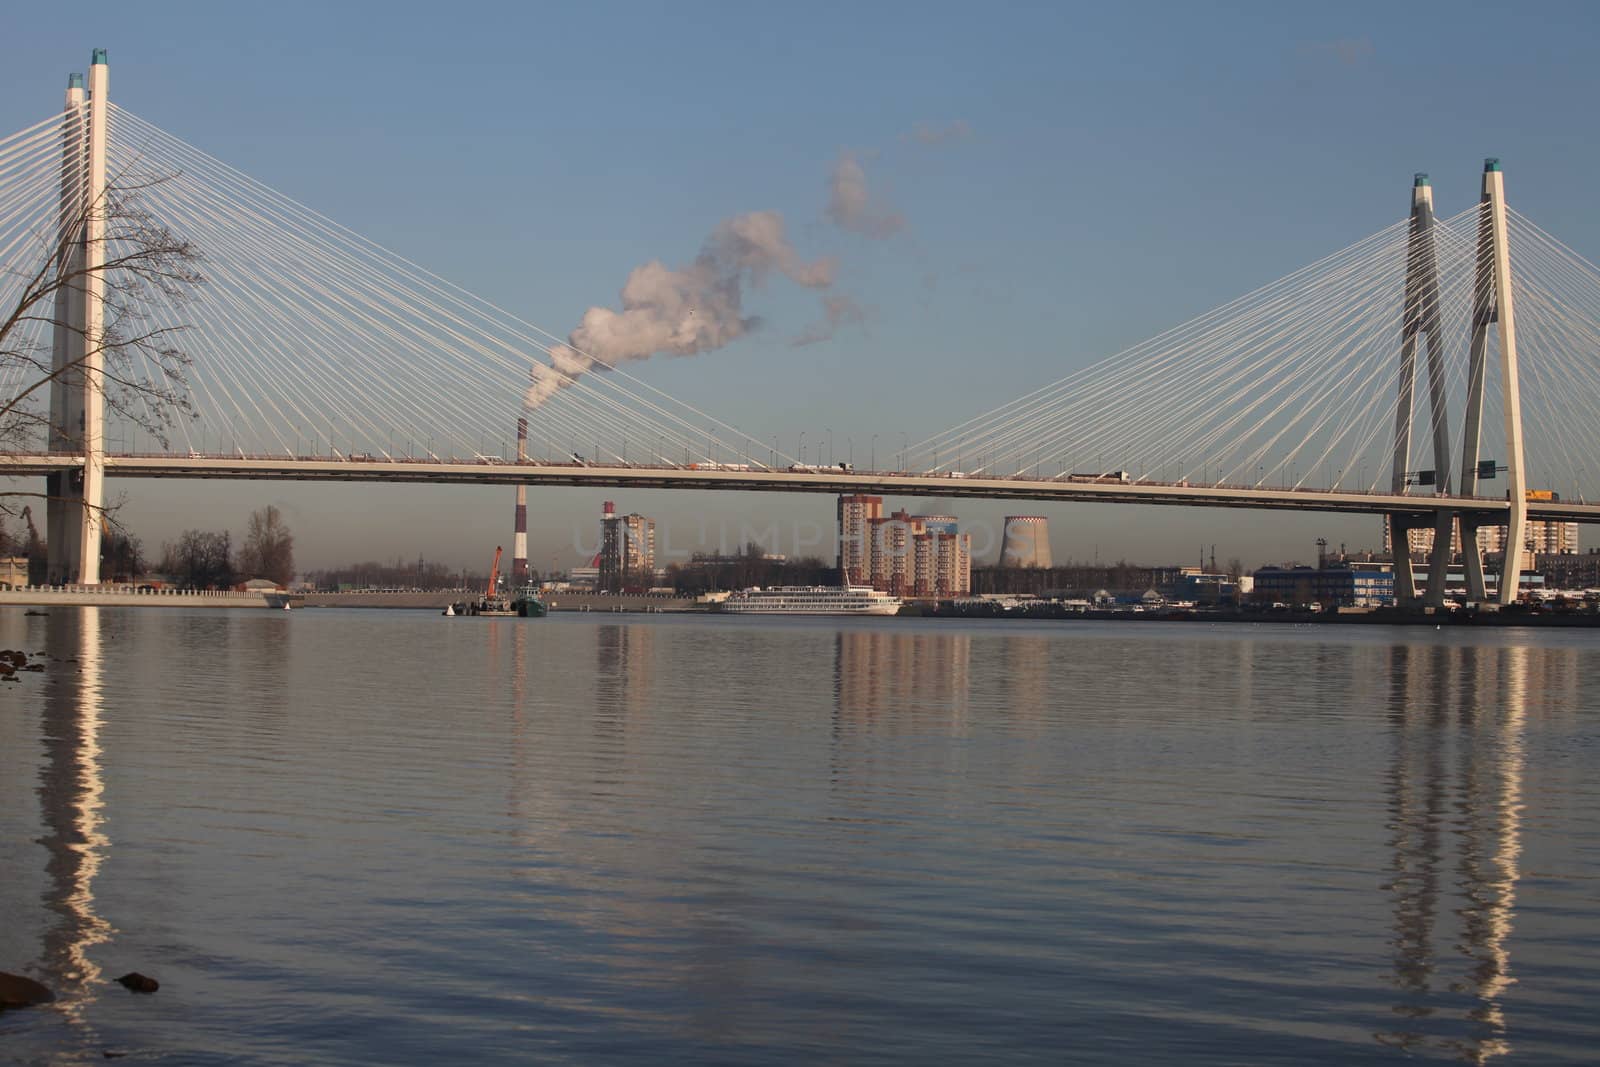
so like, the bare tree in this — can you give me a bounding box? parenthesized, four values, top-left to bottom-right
(101, 527, 146, 582)
(239, 505, 295, 587)
(0, 175, 202, 512)
(158, 529, 233, 590)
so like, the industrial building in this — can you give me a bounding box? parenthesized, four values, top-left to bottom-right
(999, 516, 1052, 568)
(1534, 550, 1600, 590)
(598, 501, 655, 593)
(1172, 568, 1250, 606)
(1251, 561, 1396, 607)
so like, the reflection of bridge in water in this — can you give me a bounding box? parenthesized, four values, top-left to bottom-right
(1378, 641, 1557, 1062)
(34, 607, 112, 1031)
(826, 624, 1565, 1060)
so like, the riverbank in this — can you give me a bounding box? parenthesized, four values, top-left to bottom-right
(7, 588, 1597, 626)
(297, 591, 701, 612)
(0, 589, 698, 612)
(0, 587, 293, 609)
(921, 603, 1600, 627)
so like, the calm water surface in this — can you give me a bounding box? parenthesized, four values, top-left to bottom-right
(1, 608, 1598, 1064)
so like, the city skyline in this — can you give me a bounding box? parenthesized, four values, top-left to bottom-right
(5, 4, 1600, 570)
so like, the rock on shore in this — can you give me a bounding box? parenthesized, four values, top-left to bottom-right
(0, 971, 55, 1009)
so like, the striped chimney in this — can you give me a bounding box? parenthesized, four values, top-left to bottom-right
(512, 417, 529, 584)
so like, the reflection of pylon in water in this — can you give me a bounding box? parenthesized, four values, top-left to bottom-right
(1377, 643, 1528, 1061)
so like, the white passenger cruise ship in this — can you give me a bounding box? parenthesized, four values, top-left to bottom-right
(716, 584, 902, 616)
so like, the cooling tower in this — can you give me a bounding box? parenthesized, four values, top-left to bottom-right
(999, 516, 1052, 568)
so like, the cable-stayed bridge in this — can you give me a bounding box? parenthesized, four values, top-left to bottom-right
(6, 51, 1600, 606)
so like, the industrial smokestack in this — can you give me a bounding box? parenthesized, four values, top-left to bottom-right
(512, 417, 528, 585)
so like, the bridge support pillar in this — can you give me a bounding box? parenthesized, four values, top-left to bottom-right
(1387, 514, 1419, 606)
(45, 49, 108, 585)
(1461, 516, 1488, 601)
(1423, 512, 1452, 607)
(1458, 159, 1528, 606)
(1386, 512, 1456, 609)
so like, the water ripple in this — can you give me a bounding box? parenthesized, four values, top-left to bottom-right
(1, 609, 1598, 1063)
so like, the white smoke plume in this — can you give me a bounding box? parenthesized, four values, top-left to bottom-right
(528, 210, 834, 407)
(826, 153, 904, 239)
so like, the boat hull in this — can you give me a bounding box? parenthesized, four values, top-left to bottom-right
(715, 585, 903, 616)
(717, 604, 902, 616)
(449, 594, 521, 617)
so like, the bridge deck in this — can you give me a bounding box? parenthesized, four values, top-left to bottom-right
(5, 453, 1599, 523)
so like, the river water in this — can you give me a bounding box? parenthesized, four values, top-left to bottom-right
(1, 608, 1597, 1064)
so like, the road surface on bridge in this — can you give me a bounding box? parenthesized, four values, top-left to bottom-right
(6, 452, 1599, 524)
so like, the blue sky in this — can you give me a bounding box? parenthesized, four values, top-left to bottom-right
(4, 2, 1599, 570)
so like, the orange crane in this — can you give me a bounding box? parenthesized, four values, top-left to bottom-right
(486, 545, 503, 597)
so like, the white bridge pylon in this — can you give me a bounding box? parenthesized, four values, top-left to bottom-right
(1389, 162, 1528, 607)
(40, 52, 109, 584)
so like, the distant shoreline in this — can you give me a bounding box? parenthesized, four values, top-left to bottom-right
(918, 605, 1600, 628)
(0, 588, 289, 610)
(5, 590, 1597, 627)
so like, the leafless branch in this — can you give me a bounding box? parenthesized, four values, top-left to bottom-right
(1, 172, 202, 452)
